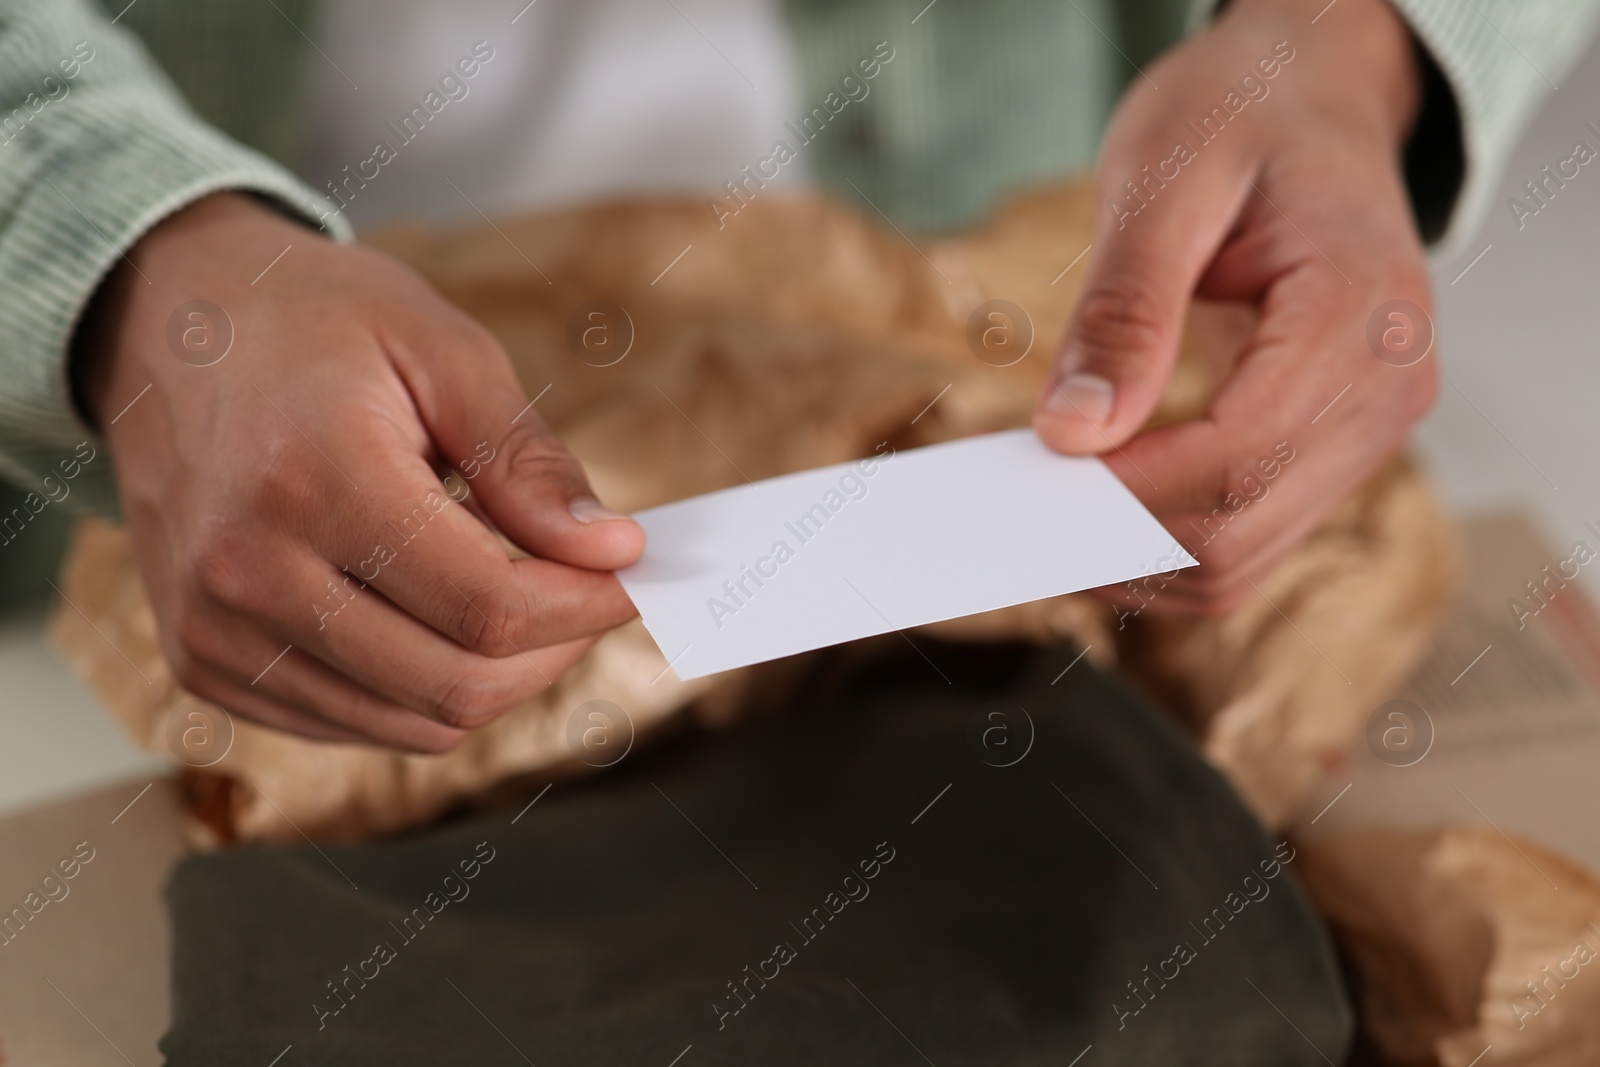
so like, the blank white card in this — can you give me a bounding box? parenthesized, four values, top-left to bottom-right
(617, 429, 1196, 680)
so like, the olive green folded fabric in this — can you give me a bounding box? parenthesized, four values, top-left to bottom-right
(163, 642, 1351, 1066)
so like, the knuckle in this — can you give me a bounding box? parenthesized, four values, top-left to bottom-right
(1069, 277, 1171, 361)
(503, 422, 582, 488)
(253, 439, 323, 514)
(495, 584, 547, 649)
(1177, 462, 1247, 528)
(429, 671, 509, 730)
(190, 531, 257, 612)
(1218, 457, 1272, 513)
(448, 586, 520, 656)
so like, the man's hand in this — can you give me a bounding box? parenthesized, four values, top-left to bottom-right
(1035, 0, 1437, 614)
(79, 193, 643, 752)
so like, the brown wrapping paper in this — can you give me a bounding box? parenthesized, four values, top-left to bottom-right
(49, 180, 1457, 843)
(1301, 826, 1600, 1067)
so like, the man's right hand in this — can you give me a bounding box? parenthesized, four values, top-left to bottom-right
(78, 193, 644, 753)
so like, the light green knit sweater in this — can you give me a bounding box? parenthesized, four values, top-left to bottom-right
(0, 0, 1594, 524)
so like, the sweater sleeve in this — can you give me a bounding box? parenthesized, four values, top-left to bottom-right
(1385, 0, 1600, 251)
(1185, 0, 1600, 252)
(0, 0, 349, 516)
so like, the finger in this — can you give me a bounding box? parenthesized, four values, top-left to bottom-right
(316, 453, 637, 656)
(199, 621, 471, 753)
(1093, 544, 1274, 619)
(1091, 452, 1326, 619)
(1035, 115, 1254, 453)
(1100, 393, 1345, 592)
(390, 307, 645, 571)
(163, 578, 475, 750)
(1106, 266, 1431, 516)
(1101, 299, 1431, 612)
(178, 537, 603, 730)
(292, 556, 602, 728)
(179, 665, 372, 747)
(1146, 394, 1415, 609)
(1097, 456, 1359, 618)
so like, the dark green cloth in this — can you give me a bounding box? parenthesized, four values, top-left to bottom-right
(163, 641, 1351, 1065)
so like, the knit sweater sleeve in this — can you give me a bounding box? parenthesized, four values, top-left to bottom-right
(1385, 0, 1600, 250)
(0, 0, 348, 516)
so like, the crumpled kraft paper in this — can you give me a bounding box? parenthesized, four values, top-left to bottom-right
(49, 180, 1457, 842)
(1300, 825, 1600, 1067)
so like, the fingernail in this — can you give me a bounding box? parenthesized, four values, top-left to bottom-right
(570, 498, 630, 524)
(1045, 371, 1115, 426)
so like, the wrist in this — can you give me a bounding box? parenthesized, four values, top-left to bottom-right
(1221, 0, 1421, 149)
(72, 193, 315, 429)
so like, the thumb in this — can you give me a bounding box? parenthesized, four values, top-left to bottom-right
(471, 412, 646, 572)
(1036, 156, 1244, 454)
(405, 318, 645, 572)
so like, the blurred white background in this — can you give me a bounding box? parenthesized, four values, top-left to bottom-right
(3, 29, 1599, 816)
(1416, 35, 1600, 563)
